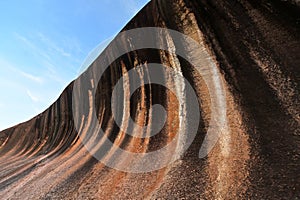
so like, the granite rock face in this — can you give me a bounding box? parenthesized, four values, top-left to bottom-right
(0, 0, 299, 199)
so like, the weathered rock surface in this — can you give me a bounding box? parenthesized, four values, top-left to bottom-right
(0, 0, 299, 199)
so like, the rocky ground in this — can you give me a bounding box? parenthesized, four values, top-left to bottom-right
(0, 0, 299, 199)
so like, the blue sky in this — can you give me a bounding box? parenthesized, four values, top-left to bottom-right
(0, 0, 150, 131)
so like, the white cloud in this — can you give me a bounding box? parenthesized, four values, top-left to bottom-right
(14, 32, 82, 82)
(14, 32, 51, 61)
(13, 32, 74, 84)
(26, 89, 39, 102)
(0, 57, 43, 83)
(19, 70, 43, 83)
(37, 32, 71, 57)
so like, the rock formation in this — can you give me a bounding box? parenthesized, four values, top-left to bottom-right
(0, 0, 299, 199)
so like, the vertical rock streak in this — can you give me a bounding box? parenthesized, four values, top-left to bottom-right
(0, 0, 299, 199)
